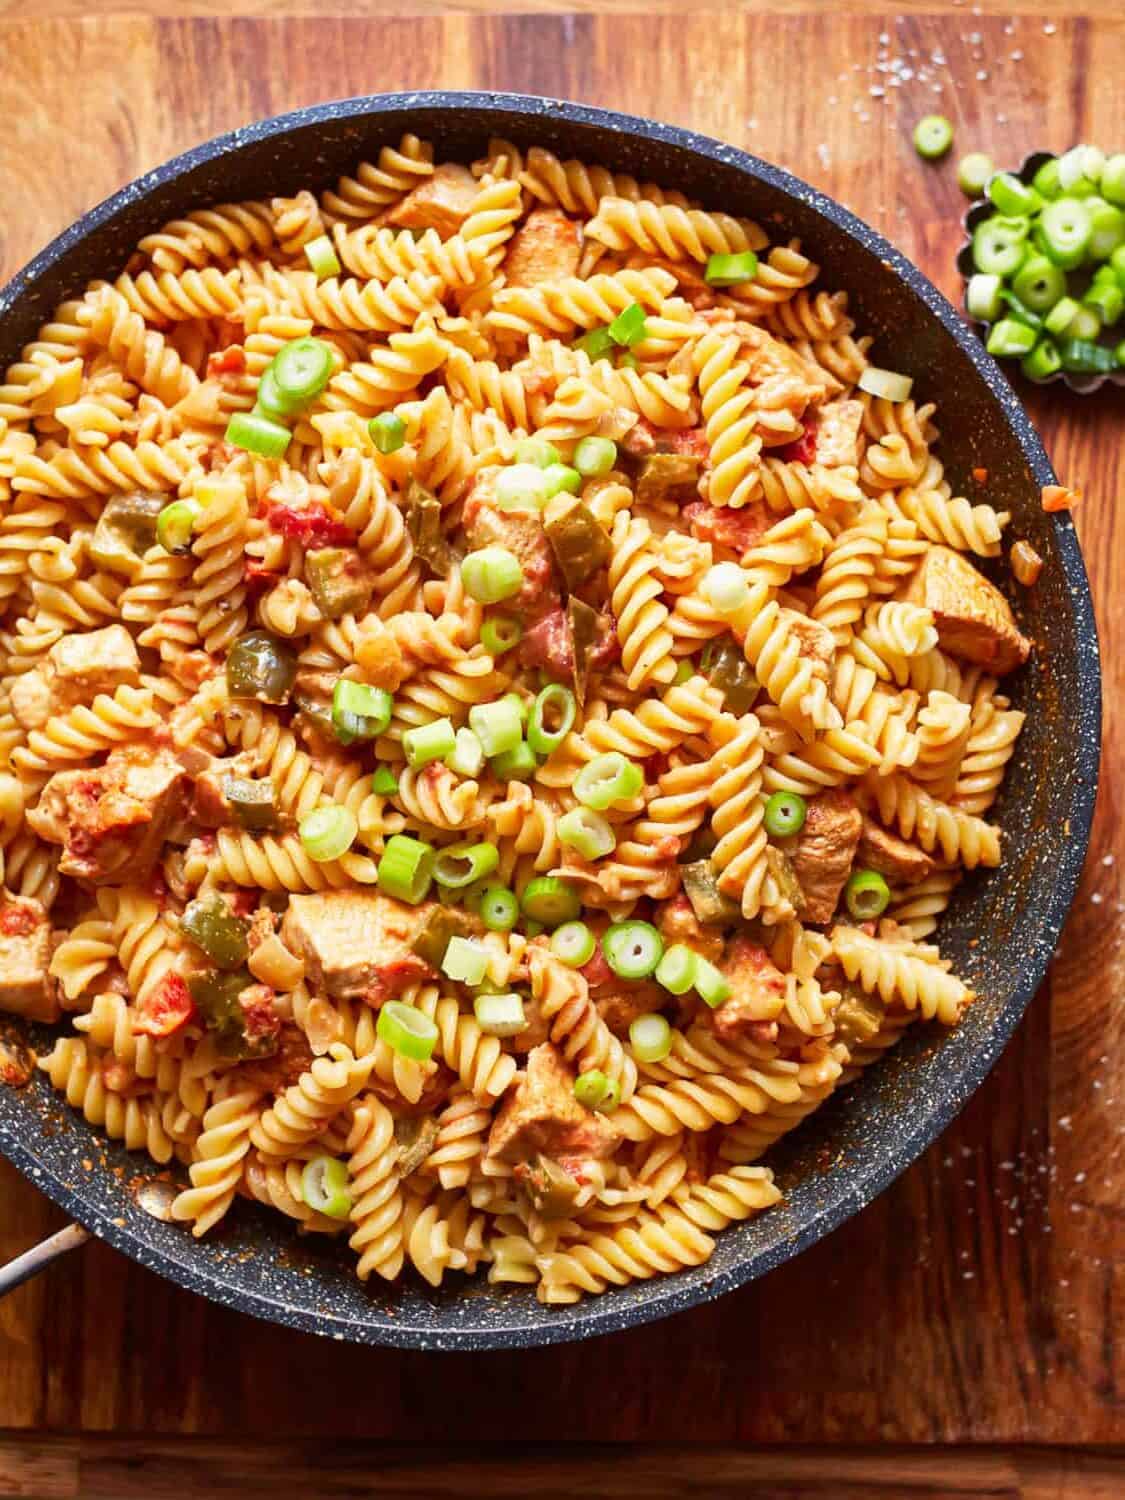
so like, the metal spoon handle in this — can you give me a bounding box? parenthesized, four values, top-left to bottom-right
(0, 1222, 90, 1297)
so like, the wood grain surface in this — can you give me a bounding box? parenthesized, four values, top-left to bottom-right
(1, 6, 1124, 1490)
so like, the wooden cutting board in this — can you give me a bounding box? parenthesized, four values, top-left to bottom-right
(1, 6, 1123, 1493)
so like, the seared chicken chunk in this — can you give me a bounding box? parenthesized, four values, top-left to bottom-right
(280, 891, 436, 1002)
(486, 1043, 618, 1164)
(502, 208, 581, 287)
(386, 163, 479, 239)
(787, 788, 862, 924)
(0, 897, 57, 1022)
(905, 546, 1031, 674)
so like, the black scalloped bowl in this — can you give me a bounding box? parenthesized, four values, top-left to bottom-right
(0, 93, 1100, 1350)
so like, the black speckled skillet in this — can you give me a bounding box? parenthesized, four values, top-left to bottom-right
(0, 92, 1100, 1350)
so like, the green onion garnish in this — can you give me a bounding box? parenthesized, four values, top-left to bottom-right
(515, 437, 560, 469)
(255, 364, 296, 422)
(369, 411, 406, 454)
(957, 152, 995, 198)
(694, 956, 731, 1009)
(655, 943, 698, 996)
(912, 114, 954, 161)
(1012, 255, 1067, 313)
(574, 1069, 619, 1112)
(376, 833, 435, 904)
(225, 411, 291, 459)
(763, 791, 807, 839)
(494, 463, 550, 511)
(671, 660, 694, 686)
(446, 727, 485, 778)
(156, 498, 203, 555)
(377, 1000, 438, 1061)
(433, 841, 499, 890)
(965, 272, 1004, 323)
(1021, 339, 1063, 381)
(441, 935, 489, 986)
(479, 885, 519, 931)
(971, 217, 1028, 278)
(701, 561, 750, 614)
(844, 868, 891, 919)
(520, 876, 581, 928)
(527, 683, 576, 756)
(557, 807, 616, 861)
(704, 251, 759, 287)
(574, 327, 614, 361)
(542, 463, 582, 498)
(573, 436, 617, 476)
(607, 302, 647, 347)
(402, 717, 457, 770)
(1039, 198, 1092, 269)
(1102, 154, 1125, 207)
(300, 1156, 352, 1219)
(473, 992, 526, 1037)
(988, 172, 1040, 218)
(629, 1012, 672, 1064)
(331, 679, 393, 745)
(468, 697, 524, 758)
(480, 615, 522, 657)
(461, 546, 524, 604)
(986, 318, 1037, 359)
(304, 234, 342, 281)
(271, 336, 334, 406)
(550, 920, 595, 968)
(490, 743, 537, 781)
(603, 920, 663, 980)
(1044, 295, 1082, 337)
(574, 752, 643, 811)
(299, 805, 357, 863)
(371, 766, 399, 795)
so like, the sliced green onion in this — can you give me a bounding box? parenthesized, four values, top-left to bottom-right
(704, 251, 759, 287)
(442, 935, 489, 986)
(1059, 337, 1116, 374)
(255, 364, 296, 422)
(550, 920, 595, 968)
(574, 1069, 612, 1110)
(461, 546, 523, 605)
(369, 411, 406, 454)
(433, 840, 499, 889)
(844, 868, 891, 919)
(1084, 280, 1124, 327)
(1062, 304, 1101, 341)
(225, 411, 290, 459)
(1039, 198, 1092, 268)
(331, 678, 393, 745)
(515, 437, 560, 469)
(603, 920, 663, 980)
(1021, 339, 1063, 381)
(616, 350, 639, 370)
(913, 114, 953, 161)
(479, 885, 519, 931)
(1012, 255, 1067, 313)
(574, 752, 643, 810)
(468, 697, 524, 758)
(1032, 157, 1062, 200)
(490, 743, 538, 781)
(304, 234, 342, 281)
(557, 807, 616, 860)
(528, 683, 577, 756)
(764, 790, 807, 838)
(371, 766, 399, 795)
(972, 217, 1029, 277)
(1089, 203, 1125, 261)
(480, 614, 522, 657)
(986, 318, 1037, 358)
(988, 172, 1041, 218)
(574, 326, 615, 361)
(1103, 154, 1125, 208)
(473, 992, 526, 1037)
(573, 436, 617, 476)
(858, 365, 914, 402)
(672, 660, 694, 686)
(1116, 338, 1125, 368)
(446, 727, 485, 778)
(271, 337, 334, 406)
(1001, 291, 1043, 331)
(629, 1012, 672, 1064)
(655, 943, 698, 996)
(1059, 144, 1103, 192)
(156, 498, 203, 555)
(504, 692, 531, 726)
(300, 1156, 352, 1219)
(377, 1000, 438, 1061)
(701, 561, 749, 614)
(299, 805, 357, 863)
(521, 876, 581, 927)
(376, 833, 435, 904)
(403, 716, 457, 770)
(694, 956, 732, 1009)
(965, 273, 1003, 323)
(495, 463, 550, 511)
(1044, 296, 1082, 336)
(957, 152, 994, 197)
(542, 463, 582, 498)
(607, 302, 647, 346)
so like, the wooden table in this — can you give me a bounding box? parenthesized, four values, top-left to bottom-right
(1, 3, 1123, 1494)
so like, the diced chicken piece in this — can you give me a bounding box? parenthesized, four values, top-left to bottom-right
(280, 891, 435, 1002)
(711, 936, 787, 1041)
(684, 500, 771, 556)
(10, 624, 141, 730)
(619, 418, 658, 457)
(386, 163, 479, 240)
(486, 1042, 618, 1164)
(787, 788, 862, 924)
(856, 815, 935, 886)
(735, 323, 829, 411)
(905, 546, 1031, 674)
(240, 1024, 316, 1095)
(814, 399, 864, 468)
(49, 625, 140, 697)
(502, 209, 581, 287)
(27, 746, 186, 885)
(594, 984, 665, 1036)
(510, 991, 551, 1055)
(0, 897, 57, 1022)
(463, 469, 559, 614)
(785, 611, 836, 671)
(654, 892, 725, 964)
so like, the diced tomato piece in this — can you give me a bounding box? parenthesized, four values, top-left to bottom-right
(243, 559, 281, 596)
(0, 903, 37, 937)
(665, 427, 709, 461)
(579, 947, 614, 991)
(206, 346, 246, 378)
(133, 974, 197, 1038)
(239, 984, 282, 1048)
(683, 499, 771, 553)
(775, 421, 817, 465)
(1042, 483, 1082, 513)
(262, 501, 355, 548)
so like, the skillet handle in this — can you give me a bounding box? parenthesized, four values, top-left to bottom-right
(0, 1222, 90, 1298)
